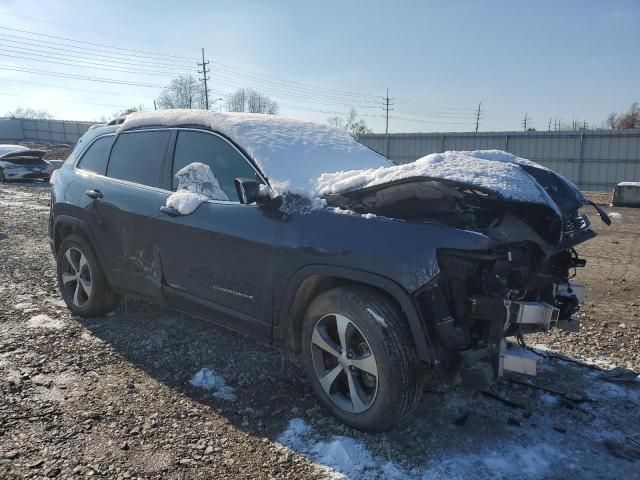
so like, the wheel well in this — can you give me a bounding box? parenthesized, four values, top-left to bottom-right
(280, 275, 405, 353)
(53, 221, 91, 254)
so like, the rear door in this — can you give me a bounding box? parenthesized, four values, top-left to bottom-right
(156, 129, 276, 338)
(78, 129, 172, 301)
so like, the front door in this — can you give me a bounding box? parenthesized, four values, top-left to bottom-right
(156, 129, 276, 337)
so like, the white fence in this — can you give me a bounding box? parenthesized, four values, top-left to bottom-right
(358, 130, 640, 192)
(0, 118, 93, 145)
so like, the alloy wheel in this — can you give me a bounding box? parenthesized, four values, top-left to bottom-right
(61, 247, 93, 307)
(310, 313, 379, 413)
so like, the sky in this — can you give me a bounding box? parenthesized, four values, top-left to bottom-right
(0, 0, 638, 133)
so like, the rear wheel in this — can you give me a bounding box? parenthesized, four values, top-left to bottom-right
(302, 286, 424, 432)
(56, 234, 120, 317)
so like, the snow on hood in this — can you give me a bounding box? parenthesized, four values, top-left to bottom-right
(119, 110, 389, 195)
(318, 150, 553, 204)
(0, 144, 29, 158)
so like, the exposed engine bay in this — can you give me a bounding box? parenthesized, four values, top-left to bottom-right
(325, 166, 611, 389)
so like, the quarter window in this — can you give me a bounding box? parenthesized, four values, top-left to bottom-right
(107, 131, 170, 187)
(172, 130, 258, 201)
(77, 136, 114, 175)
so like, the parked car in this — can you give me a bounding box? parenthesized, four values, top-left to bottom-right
(48, 111, 609, 431)
(0, 144, 53, 182)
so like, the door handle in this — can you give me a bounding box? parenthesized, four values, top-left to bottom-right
(85, 189, 103, 200)
(159, 205, 182, 217)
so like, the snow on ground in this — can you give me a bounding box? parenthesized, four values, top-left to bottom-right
(189, 367, 237, 401)
(165, 162, 228, 214)
(277, 418, 566, 480)
(27, 314, 64, 329)
(608, 212, 622, 218)
(277, 359, 640, 480)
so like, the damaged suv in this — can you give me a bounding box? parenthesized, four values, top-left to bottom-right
(49, 110, 609, 431)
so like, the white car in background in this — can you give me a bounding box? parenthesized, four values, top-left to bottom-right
(0, 144, 53, 183)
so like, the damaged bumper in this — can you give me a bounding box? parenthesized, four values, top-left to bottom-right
(415, 244, 589, 390)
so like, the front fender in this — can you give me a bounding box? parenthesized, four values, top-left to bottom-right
(274, 264, 434, 362)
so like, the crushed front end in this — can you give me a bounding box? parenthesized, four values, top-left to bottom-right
(416, 240, 588, 389)
(324, 163, 610, 390)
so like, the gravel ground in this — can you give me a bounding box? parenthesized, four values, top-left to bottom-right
(0, 182, 638, 480)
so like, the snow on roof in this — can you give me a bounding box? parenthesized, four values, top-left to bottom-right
(317, 150, 552, 204)
(119, 110, 389, 194)
(617, 181, 640, 187)
(0, 144, 29, 158)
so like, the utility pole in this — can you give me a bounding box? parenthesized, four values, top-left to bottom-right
(475, 102, 482, 133)
(383, 89, 393, 158)
(198, 48, 210, 110)
(548, 118, 552, 131)
(522, 112, 530, 131)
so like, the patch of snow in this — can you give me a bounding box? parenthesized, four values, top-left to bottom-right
(165, 162, 228, 214)
(45, 298, 68, 308)
(617, 181, 640, 187)
(174, 162, 228, 200)
(120, 110, 389, 196)
(27, 314, 64, 329)
(317, 150, 552, 205)
(539, 393, 559, 407)
(608, 212, 622, 218)
(367, 307, 388, 328)
(0, 144, 29, 157)
(165, 191, 209, 215)
(189, 368, 236, 401)
(277, 418, 565, 480)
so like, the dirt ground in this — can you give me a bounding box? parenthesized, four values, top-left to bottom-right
(0, 182, 638, 480)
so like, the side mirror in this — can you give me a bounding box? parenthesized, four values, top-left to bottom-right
(234, 178, 271, 205)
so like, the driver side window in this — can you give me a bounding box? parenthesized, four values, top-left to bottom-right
(172, 130, 258, 202)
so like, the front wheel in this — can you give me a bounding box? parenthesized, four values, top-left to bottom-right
(302, 286, 424, 432)
(56, 234, 120, 317)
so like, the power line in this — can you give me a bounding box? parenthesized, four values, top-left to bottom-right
(0, 65, 165, 88)
(0, 26, 194, 62)
(0, 77, 156, 98)
(0, 92, 145, 109)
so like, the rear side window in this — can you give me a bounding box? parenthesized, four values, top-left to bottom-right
(172, 130, 258, 200)
(107, 131, 169, 187)
(77, 136, 114, 175)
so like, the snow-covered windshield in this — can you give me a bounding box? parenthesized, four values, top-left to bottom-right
(119, 110, 390, 195)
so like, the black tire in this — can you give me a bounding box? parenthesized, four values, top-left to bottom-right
(0, 169, 6, 183)
(302, 286, 424, 432)
(56, 234, 120, 317)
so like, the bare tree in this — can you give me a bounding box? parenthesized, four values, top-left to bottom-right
(5, 107, 53, 119)
(326, 108, 372, 135)
(604, 102, 639, 130)
(156, 75, 205, 110)
(227, 88, 278, 114)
